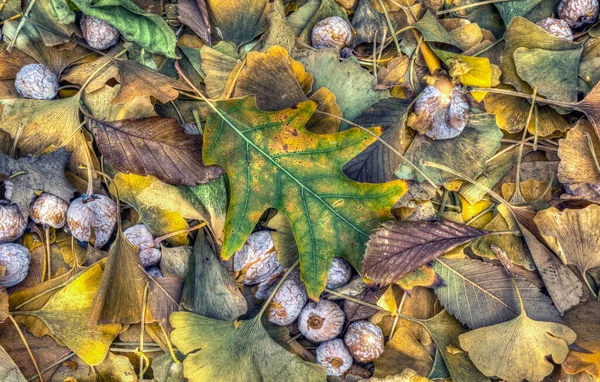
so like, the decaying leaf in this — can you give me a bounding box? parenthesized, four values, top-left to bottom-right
(535, 205, 600, 276)
(89, 229, 149, 325)
(91, 117, 223, 186)
(363, 220, 486, 286)
(206, 0, 270, 48)
(170, 313, 326, 381)
(0, 345, 26, 382)
(203, 96, 408, 298)
(27, 264, 122, 365)
(433, 257, 560, 329)
(178, 0, 211, 45)
(562, 300, 600, 378)
(459, 302, 576, 382)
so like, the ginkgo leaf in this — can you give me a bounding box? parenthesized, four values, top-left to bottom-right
(459, 308, 576, 382)
(494, 0, 541, 24)
(170, 313, 326, 381)
(91, 117, 223, 186)
(261, 0, 296, 52)
(502, 17, 581, 95)
(27, 264, 122, 365)
(417, 310, 490, 382)
(0, 95, 98, 178)
(362, 220, 486, 286)
(200, 43, 240, 99)
(111, 173, 207, 246)
(89, 229, 150, 325)
(82, 84, 157, 121)
(433, 257, 561, 329)
(294, 48, 389, 130)
(203, 96, 408, 298)
(71, 0, 177, 57)
(396, 113, 503, 186)
(206, 0, 270, 48)
(562, 300, 600, 378)
(374, 325, 434, 378)
(534, 205, 600, 276)
(178, 0, 211, 46)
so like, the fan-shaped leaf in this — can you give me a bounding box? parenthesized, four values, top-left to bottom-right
(433, 257, 561, 329)
(170, 313, 326, 381)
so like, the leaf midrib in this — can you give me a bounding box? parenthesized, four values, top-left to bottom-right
(219, 103, 370, 239)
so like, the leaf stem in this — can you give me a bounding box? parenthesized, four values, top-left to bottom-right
(139, 281, 149, 381)
(438, 0, 514, 15)
(377, 0, 402, 54)
(45, 227, 51, 282)
(8, 314, 44, 382)
(6, 0, 36, 52)
(586, 132, 600, 176)
(258, 260, 300, 319)
(468, 87, 575, 108)
(153, 222, 206, 247)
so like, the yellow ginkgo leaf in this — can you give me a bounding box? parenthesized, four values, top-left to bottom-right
(459, 309, 576, 382)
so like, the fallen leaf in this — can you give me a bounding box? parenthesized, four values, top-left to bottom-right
(363, 220, 486, 286)
(433, 257, 561, 329)
(89, 229, 150, 325)
(71, 0, 177, 57)
(91, 117, 223, 186)
(562, 300, 600, 378)
(288, 0, 348, 45)
(0, 345, 26, 382)
(178, 0, 211, 46)
(459, 300, 576, 382)
(111, 173, 207, 246)
(170, 313, 326, 381)
(206, 0, 270, 48)
(0, 148, 75, 221)
(203, 96, 408, 298)
(535, 205, 600, 276)
(26, 264, 122, 365)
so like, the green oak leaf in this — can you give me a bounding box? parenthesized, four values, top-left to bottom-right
(203, 96, 409, 298)
(170, 312, 326, 381)
(70, 0, 177, 57)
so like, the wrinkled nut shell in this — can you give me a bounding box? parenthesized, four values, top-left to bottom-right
(316, 338, 353, 376)
(30, 193, 70, 229)
(0, 243, 31, 288)
(298, 299, 345, 342)
(0, 201, 27, 244)
(124, 224, 161, 267)
(67, 194, 117, 248)
(80, 15, 120, 50)
(311, 16, 353, 51)
(536, 18, 574, 40)
(326, 257, 352, 289)
(233, 231, 284, 285)
(14, 64, 58, 100)
(146, 267, 163, 278)
(344, 320, 384, 362)
(267, 272, 308, 326)
(558, 0, 599, 28)
(408, 84, 469, 140)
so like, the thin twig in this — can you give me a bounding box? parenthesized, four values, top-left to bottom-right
(437, 0, 514, 15)
(9, 315, 44, 382)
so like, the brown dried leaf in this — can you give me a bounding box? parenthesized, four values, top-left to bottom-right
(363, 220, 486, 285)
(178, 0, 211, 45)
(91, 117, 223, 186)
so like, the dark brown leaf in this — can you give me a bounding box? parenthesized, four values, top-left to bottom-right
(363, 220, 486, 285)
(178, 0, 211, 46)
(91, 117, 223, 186)
(148, 276, 183, 333)
(342, 287, 386, 322)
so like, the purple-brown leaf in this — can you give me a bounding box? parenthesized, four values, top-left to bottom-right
(362, 220, 486, 286)
(91, 117, 224, 186)
(178, 0, 211, 46)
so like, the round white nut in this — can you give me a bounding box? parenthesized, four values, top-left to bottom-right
(536, 18, 574, 40)
(0, 201, 27, 244)
(30, 193, 70, 229)
(124, 224, 161, 267)
(0, 243, 31, 287)
(14, 64, 58, 100)
(408, 83, 469, 140)
(558, 0, 599, 28)
(67, 194, 117, 248)
(326, 258, 352, 289)
(344, 320, 384, 362)
(316, 338, 353, 376)
(146, 267, 163, 278)
(298, 299, 345, 342)
(311, 16, 353, 51)
(267, 271, 308, 326)
(233, 231, 284, 285)
(80, 15, 120, 50)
